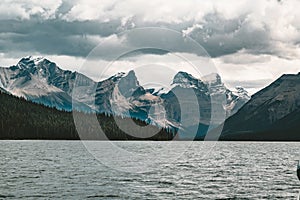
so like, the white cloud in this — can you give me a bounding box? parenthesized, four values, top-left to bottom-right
(214, 53, 300, 94)
(0, 53, 20, 67)
(220, 51, 272, 64)
(1, 0, 300, 59)
(0, 0, 62, 20)
(62, 0, 213, 23)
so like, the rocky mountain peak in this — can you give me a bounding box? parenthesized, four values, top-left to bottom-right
(117, 70, 140, 98)
(173, 71, 194, 82)
(17, 56, 48, 69)
(120, 70, 139, 85)
(16, 56, 35, 69)
(14, 56, 60, 78)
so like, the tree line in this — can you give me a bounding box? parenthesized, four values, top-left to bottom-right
(0, 91, 175, 140)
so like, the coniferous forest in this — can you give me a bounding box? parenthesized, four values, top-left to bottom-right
(0, 90, 174, 140)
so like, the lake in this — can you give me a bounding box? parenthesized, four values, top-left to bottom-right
(0, 141, 299, 199)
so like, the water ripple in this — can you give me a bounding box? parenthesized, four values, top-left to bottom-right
(0, 141, 299, 199)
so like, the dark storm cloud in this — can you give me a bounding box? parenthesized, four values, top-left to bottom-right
(83, 26, 215, 60)
(120, 48, 170, 58)
(183, 14, 272, 58)
(0, 10, 273, 60)
(0, 14, 280, 60)
(0, 19, 120, 37)
(0, 0, 298, 61)
(0, 18, 122, 57)
(0, 17, 204, 59)
(107, 14, 273, 59)
(0, 32, 94, 57)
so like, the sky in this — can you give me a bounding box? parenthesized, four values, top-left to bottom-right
(0, 0, 300, 94)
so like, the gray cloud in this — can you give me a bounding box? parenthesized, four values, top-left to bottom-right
(0, 18, 123, 57)
(0, 19, 120, 37)
(0, 17, 204, 59)
(220, 53, 272, 65)
(0, 0, 299, 62)
(225, 79, 273, 89)
(183, 13, 271, 58)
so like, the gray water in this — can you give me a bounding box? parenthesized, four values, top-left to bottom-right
(0, 141, 299, 199)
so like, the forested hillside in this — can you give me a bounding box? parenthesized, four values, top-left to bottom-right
(0, 90, 173, 140)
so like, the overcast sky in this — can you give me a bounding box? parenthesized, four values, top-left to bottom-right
(0, 0, 300, 94)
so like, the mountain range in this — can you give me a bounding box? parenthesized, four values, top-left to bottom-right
(0, 56, 250, 138)
(1, 56, 299, 140)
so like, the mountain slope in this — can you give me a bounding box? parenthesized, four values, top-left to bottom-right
(219, 72, 300, 140)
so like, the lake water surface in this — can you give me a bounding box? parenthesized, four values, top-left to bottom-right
(0, 141, 299, 199)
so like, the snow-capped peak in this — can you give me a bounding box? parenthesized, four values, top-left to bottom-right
(233, 86, 250, 100)
(173, 71, 193, 81)
(201, 73, 222, 86)
(17, 56, 48, 69)
(32, 56, 46, 65)
(172, 71, 206, 89)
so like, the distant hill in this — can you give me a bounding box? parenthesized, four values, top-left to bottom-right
(218, 73, 300, 141)
(0, 90, 173, 140)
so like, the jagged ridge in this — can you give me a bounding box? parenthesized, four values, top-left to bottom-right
(0, 56, 250, 139)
